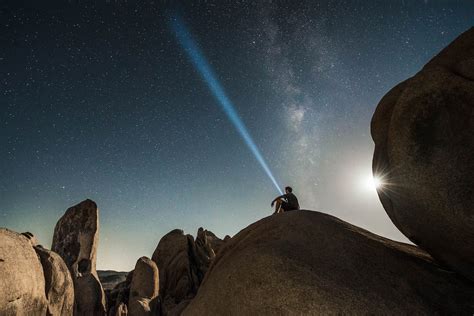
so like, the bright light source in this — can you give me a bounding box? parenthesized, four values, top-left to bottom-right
(372, 176, 382, 189)
(360, 174, 384, 193)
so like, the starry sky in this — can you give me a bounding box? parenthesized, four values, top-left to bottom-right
(1, 0, 473, 271)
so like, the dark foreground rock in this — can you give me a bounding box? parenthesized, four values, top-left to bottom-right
(52, 199, 107, 315)
(371, 27, 474, 280)
(151, 228, 224, 315)
(184, 211, 474, 315)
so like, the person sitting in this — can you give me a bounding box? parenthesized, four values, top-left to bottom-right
(271, 186, 300, 214)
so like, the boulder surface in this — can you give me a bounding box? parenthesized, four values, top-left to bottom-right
(151, 228, 223, 314)
(184, 211, 474, 315)
(151, 229, 199, 314)
(52, 199, 106, 315)
(128, 256, 160, 316)
(371, 27, 474, 280)
(0, 228, 48, 315)
(34, 246, 75, 316)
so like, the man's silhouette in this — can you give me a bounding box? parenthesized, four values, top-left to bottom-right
(271, 186, 300, 214)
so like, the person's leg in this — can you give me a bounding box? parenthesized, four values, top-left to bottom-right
(274, 199, 282, 214)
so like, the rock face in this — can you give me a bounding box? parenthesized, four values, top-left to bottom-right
(128, 257, 160, 316)
(0, 229, 48, 315)
(184, 211, 474, 315)
(52, 199, 107, 315)
(151, 228, 223, 315)
(34, 246, 75, 316)
(371, 27, 474, 280)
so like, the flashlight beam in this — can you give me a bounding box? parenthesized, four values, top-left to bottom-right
(170, 15, 282, 195)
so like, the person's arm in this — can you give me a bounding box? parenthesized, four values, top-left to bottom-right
(271, 194, 286, 206)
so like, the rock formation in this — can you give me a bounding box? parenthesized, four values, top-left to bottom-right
(151, 228, 224, 315)
(201, 230, 227, 255)
(128, 257, 160, 316)
(184, 211, 474, 315)
(0, 229, 48, 315)
(114, 302, 128, 316)
(34, 246, 75, 316)
(106, 271, 133, 316)
(151, 229, 199, 314)
(371, 27, 474, 280)
(52, 199, 107, 315)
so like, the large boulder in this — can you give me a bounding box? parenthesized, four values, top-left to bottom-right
(128, 257, 160, 316)
(151, 228, 223, 314)
(0, 228, 48, 315)
(184, 211, 474, 315)
(151, 229, 199, 314)
(52, 199, 107, 315)
(34, 246, 75, 316)
(371, 27, 474, 280)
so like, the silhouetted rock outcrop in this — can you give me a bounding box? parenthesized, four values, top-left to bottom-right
(0, 229, 48, 315)
(128, 257, 160, 316)
(204, 231, 227, 255)
(185, 211, 474, 315)
(371, 27, 474, 281)
(151, 228, 224, 315)
(52, 199, 107, 315)
(34, 246, 75, 316)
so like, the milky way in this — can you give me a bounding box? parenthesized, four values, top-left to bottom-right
(1, 0, 473, 270)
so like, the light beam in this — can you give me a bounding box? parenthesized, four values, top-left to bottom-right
(170, 15, 283, 195)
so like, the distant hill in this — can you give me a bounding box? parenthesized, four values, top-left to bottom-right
(97, 270, 128, 291)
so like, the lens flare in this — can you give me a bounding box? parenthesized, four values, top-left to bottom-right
(170, 15, 283, 195)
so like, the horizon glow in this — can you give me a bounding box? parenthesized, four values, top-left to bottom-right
(170, 15, 283, 195)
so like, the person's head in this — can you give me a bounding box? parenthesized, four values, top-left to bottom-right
(285, 186, 293, 194)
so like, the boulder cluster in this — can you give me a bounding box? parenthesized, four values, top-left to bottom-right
(0, 199, 226, 316)
(1, 28, 473, 315)
(106, 226, 226, 316)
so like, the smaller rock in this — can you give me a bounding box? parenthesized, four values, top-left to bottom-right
(114, 302, 128, 316)
(205, 230, 226, 254)
(128, 257, 159, 316)
(34, 246, 74, 316)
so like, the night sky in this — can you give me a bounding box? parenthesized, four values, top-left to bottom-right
(1, 1, 473, 271)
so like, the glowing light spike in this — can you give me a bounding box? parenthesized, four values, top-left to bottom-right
(170, 15, 283, 195)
